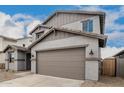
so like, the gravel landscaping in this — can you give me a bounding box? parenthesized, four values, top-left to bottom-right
(0, 70, 31, 82)
(81, 76, 124, 87)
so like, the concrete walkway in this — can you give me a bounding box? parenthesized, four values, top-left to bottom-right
(0, 74, 84, 87)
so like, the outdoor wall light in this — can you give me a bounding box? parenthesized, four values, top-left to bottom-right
(89, 49, 94, 56)
(31, 55, 34, 57)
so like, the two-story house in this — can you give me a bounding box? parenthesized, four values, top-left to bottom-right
(28, 10, 107, 81)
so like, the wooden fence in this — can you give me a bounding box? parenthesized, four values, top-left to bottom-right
(102, 58, 116, 76)
(0, 63, 5, 69)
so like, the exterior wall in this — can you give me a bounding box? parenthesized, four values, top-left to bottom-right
(0, 37, 3, 51)
(5, 49, 17, 71)
(17, 50, 26, 70)
(32, 27, 49, 42)
(5, 49, 26, 71)
(0, 53, 5, 63)
(44, 13, 93, 27)
(2, 39, 17, 50)
(17, 37, 32, 47)
(116, 56, 124, 77)
(42, 31, 76, 42)
(0, 38, 17, 64)
(62, 16, 101, 34)
(85, 61, 99, 80)
(31, 35, 100, 80)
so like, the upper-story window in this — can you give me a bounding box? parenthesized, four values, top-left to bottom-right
(36, 31, 44, 39)
(81, 19, 93, 32)
(23, 44, 25, 47)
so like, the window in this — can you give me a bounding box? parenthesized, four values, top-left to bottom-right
(36, 31, 44, 39)
(23, 44, 25, 47)
(81, 19, 93, 32)
(8, 52, 14, 63)
(36, 34, 40, 39)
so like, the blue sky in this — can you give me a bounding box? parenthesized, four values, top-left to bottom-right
(0, 5, 124, 56)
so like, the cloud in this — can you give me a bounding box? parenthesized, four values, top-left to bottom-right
(0, 11, 41, 39)
(101, 46, 124, 59)
(26, 20, 42, 35)
(106, 31, 124, 40)
(12, 13, 34, 21)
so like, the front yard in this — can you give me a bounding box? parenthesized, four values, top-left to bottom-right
(81, 76, 124, 87)
(0, 70, 124, 87)
(0, 70, 31, 82)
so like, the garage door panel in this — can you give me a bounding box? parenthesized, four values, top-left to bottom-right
(37, 48, 85, 80)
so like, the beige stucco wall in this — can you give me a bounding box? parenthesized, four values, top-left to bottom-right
(62, 16, 101, 34)
(31, 35, 100, 80)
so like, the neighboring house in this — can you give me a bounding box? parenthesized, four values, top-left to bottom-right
(114, 50, 124, 77)
(28, 10, 107, 81)
(3, 37, 32, 71)
(0, 35, 17, 64)
(17, 37, 32, 47)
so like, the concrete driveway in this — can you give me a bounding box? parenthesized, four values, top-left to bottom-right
(0, 74, 84, 87)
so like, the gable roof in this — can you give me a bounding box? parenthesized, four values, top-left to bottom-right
(0, 35, 17, 41)
(3, 45, 27, 53)
(113, 49, 124, 57)
(29, 24, 52, 35)
(42, 10, 105, 34)
(28, 27, 107, 49)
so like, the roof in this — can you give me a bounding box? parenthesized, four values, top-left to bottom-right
(17, 36, 32, 40)
(29, 24, 52, 35)
(0, 35, 17, 41)
(113, 50, 124, 57)
(28, 27, 107, 49)
(42, 10, 106, 34)
(3, 45, 27, 53)
(103, 57, 116, 60)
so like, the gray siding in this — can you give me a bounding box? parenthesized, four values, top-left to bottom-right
(116, 57, 124, 77)
(32, 27, 49, 42)
(42, 30, 76, 42)
(44, 13, 93, 27)
(17, 50, 26, 70)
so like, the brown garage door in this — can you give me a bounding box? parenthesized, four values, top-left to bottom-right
(36, 47, 85, 80)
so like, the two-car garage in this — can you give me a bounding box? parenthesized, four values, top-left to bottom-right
(36, 47, 85, 80)
(29, 28, 106, 81)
